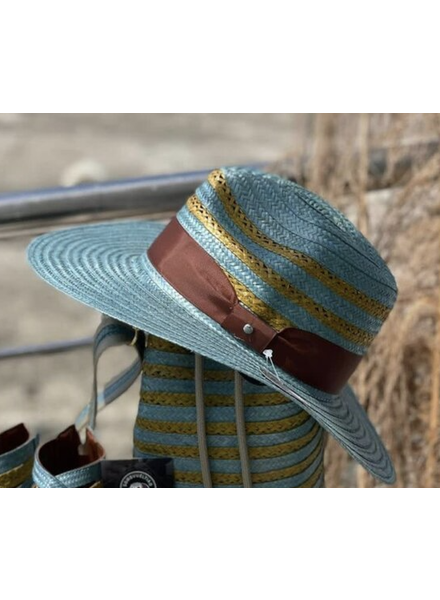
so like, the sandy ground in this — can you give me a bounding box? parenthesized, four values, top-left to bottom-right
(0, 114, 297, 457)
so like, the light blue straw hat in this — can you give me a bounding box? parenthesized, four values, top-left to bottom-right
(27, 167, 398, 484)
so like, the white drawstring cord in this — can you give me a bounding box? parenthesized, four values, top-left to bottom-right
(195, 353, 213, 488)
(234, 371, 252, 488)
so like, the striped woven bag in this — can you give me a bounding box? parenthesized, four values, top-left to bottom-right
(133, 335, 326, 488)
(32, 316, 325, 488)
(0, 424, 38, 488)
(32, 317, 144, 488)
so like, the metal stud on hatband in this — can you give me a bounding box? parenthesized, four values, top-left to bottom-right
(243, 324, 254, 335)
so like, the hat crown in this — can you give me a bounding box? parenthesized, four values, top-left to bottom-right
(177, 167, 397, 356)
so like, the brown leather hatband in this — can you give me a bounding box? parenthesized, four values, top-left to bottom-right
(147, 217, 362, 394)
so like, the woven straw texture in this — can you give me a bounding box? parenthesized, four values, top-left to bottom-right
(27, 167, 397, 484)
(134, 336, 325, 487)
(0, 428, 37, 488)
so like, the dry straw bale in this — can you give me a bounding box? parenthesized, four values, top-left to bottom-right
(273, 114, 440, 487)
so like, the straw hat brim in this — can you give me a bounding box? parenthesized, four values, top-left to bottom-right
(27, 220, 395, 484)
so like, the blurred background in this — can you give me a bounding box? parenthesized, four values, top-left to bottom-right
(0, 113, 438, 487)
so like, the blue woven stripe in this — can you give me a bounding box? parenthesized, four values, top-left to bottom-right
(223, 167, 397, 299)
(20, 478, 34, 490)
(178, 206, 365, 354)
(144, 348, 230, 370)
(315, 472, 325, 488)
(163, 457, 322, 489)
(196, 179, 385, 332)
(142, 377, 223, 394)
(141, 373, 293, 400)
(134, 429, 322, 475)
(133, 416, 317, 448)
(33, 456, 102, 488)
(0, 435, 38, 474)
(136, 401, 306, 423)
(76, 359, 141, 430)
(174, 471, 323, 487)
(95, 321, 129, 346)
(142, 360, 292, 398)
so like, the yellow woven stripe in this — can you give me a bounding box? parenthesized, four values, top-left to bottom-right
(134, 420, 321, 460)
(90, 481, 103, 488)
(174, 436, 324, 485)
(187, 194, 374, 348)
(208, 169, 390, 322)
(136, 410, 310, 436)
(0, 457, 33, 488)
(224, 271, 293, 331)
(299, 461, 324, 488)
(140, 390, 289, 408)
(148, 336, 191, 354)
(33, 480, 103, 489)
(143, 362, 234, 381)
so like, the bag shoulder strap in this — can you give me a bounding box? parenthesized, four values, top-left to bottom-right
(75, 315, 146, 432)
(33, 317, 145, 488)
